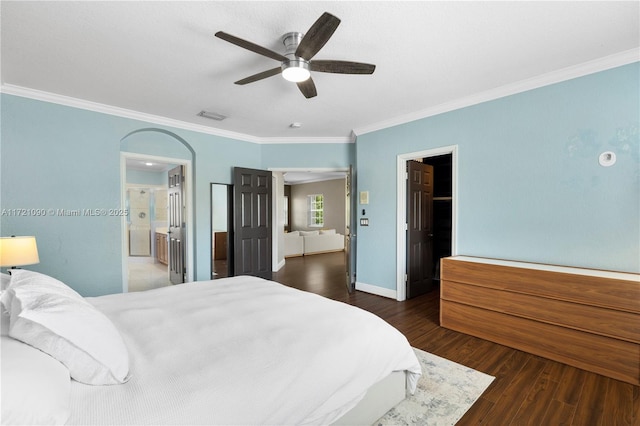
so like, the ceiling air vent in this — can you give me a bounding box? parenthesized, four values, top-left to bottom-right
(197, 110, 227, 121)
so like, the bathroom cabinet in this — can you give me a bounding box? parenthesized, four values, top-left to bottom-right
(156, 232, 168, 265)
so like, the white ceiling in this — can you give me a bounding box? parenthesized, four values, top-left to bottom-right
(283, 171, 346, 185)
(125, 158, 176, 173)
(1, 1, 638, 142)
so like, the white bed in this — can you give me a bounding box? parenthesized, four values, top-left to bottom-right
(1, 271, 421, 425)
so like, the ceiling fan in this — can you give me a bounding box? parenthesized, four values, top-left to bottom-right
(215, 12, 376, 99)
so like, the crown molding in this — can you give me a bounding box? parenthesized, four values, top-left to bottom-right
(353, 48, 640, 136)
(3, 49, 637, 143)
(0, 84, 354, 145)
(0, 84, 263, 143)
(258, 135, 355, 144)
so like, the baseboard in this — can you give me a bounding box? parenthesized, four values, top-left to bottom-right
(273, 258, 286, 272)
(355, 281, 397, 300)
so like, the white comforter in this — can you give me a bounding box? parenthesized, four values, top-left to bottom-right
(68, 276, 421, 425)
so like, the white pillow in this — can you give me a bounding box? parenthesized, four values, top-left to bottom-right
(1, 269, 83, 314)
(1, 335, 71, 425)
(299, 230, 320, 236)
(1, 299, 9, 336)
(286, 230, 300, 237)
(320, 229, 336, 235)
(0, 273, 9, 332)
(1, 272, 10, 291)
(4, 270, 130, 385)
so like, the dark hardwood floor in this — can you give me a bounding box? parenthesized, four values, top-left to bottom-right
(272, 252, 639, 425)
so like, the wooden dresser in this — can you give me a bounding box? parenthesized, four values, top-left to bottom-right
(440, 256, 640, 385)
(214, 232, 227, 260)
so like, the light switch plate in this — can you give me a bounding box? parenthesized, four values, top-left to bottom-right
(360, 191, 369, 205)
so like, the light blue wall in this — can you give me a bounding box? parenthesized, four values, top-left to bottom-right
(2, 63, 637, 297)
(356, 63, 640, 291)
(261, 142, 355, 169)
(0, 94, 262, 295)
(1, 97, 125, 295)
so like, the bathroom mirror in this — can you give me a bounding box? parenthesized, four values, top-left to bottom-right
(210, 183, 233, 279)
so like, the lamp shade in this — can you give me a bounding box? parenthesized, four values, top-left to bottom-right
(0, 236, 40, 267)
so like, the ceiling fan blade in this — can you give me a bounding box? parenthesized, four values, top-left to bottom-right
(234, 67, 282, 85)
(215, 31, 287, 62)
(310, 60, 376, 74)
(295, 12, 341, 60)
(297, 78, 317, 99)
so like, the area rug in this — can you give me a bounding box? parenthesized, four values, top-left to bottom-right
(375, 348, 495, 425)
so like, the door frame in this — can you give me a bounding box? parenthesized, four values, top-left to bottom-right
(396, 145, 458, 301)
(120, 152, 194, 292)
(210, 182, 233, 279)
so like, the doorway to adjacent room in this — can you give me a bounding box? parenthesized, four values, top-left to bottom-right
(275, 168, 354, 293)
(397, 146, 457, 301)
(120, 153, 193, 292)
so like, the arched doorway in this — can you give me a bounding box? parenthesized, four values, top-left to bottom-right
(120, 129, 195, 292)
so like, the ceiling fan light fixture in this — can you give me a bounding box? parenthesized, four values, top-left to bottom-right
(216, 13, 374, 98)
(281, 60, 310, 83)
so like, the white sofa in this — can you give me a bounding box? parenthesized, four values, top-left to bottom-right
(284, 230, 345, 257)
(302, 230, 345, 255)
(284, 231, 304, 257)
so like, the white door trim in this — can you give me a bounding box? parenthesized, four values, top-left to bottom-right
(120, 152, 194, 292)
(396, 145, 458, 301)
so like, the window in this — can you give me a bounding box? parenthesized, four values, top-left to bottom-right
(308, 194, 324, 227)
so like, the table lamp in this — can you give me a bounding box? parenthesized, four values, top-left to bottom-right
(0, 236, 40, 269)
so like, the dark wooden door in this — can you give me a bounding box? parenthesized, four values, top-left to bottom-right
(406, 161, 434, 298)
(233, 167, 272, 280)
(168, 165, 185, 284)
